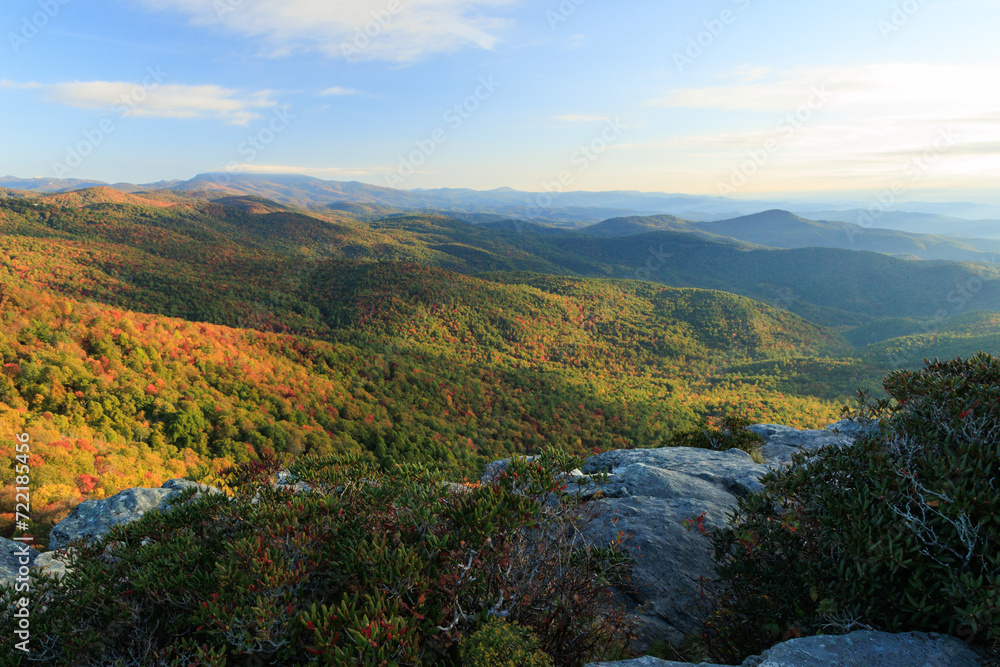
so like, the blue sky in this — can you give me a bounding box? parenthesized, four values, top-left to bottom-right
(2, 0, 1000, 200)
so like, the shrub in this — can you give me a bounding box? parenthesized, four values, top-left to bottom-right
(698, 352, 1000, 662)
(665, 413, 765, 464)
(0, 447, 636, 666)
(460, 617, 553, 667)
(476, 452, 637, 665)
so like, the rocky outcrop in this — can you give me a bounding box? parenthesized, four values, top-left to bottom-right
(48, 478, 222, 551)
(481, 454, 541, 483)
(14, 421, 981, 667)
(16, 473, 315, 587)
(750, 420, 859, 467)
(564, 423, 861, 648)
(584, 630, 980, 667)
(32, 550, 73, 581)
(0, 537, 39, 588)
(581, 447, 767, 498)
(273, 469, 313, 494)
(576, 447, 767, 647)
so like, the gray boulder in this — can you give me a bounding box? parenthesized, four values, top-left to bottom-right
(585, 494, 734, 647)
(31, 550, 73, 581)
(481, 455, 540, 483)
(749, 423, 855, 468)
(578, 447, 768, 647)
(582, 447, 767, 497)
(743, 630, 979, 666)
(273, 469, 312, 494)
(0, 537, 39, 588)
(49, 478, 222, 551)
(826, 418, 879, 439)
(586, 658, 725, 667)
(586, 630, 980, 667)
(570, 423, 865, 649)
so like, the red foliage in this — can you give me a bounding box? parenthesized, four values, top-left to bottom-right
(76, 474, 99, 494)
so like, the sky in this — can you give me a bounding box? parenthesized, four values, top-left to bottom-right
(2, 0, 1000, 201)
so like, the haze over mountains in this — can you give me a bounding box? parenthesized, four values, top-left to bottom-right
(580, 210, 1000, 264)
(3, 173, 999, 238)
(2, 176, 998, 337)
(2, 173, 999, 347)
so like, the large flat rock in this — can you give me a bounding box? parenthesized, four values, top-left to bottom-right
(586, 630, 979, 667)
(48, 479, 222, 551)
(582, 447, 768, 497)
(749, 423, 856, 468)
(585, 495, 734, 647)
(568, 422, 864, 650)
(576, 447, 768, 646)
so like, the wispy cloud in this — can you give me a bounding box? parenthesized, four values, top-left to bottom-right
(320, 86, 360, 96)
(137, 0, 516, 63)
(5, 79, 276, 125)
(649, 63, 1000, 118)
(0, 80, 44, 90)
(638, 63, 1000, 193)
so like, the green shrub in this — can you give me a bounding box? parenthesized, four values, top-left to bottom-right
(699, 352, 1000, 662)
(460, 617, 553, 667)
(665, 413, 765, 463)
(0, 448, 636, 666)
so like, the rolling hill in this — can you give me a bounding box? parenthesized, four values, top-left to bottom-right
(5, 172, 1000, 233)
(2, 184, 999, 547)
(795, 208, 1000, 239)
(580, 210, 1000, 263)
(3, 195, 1000, 333)
(856, 311, 1000, 367)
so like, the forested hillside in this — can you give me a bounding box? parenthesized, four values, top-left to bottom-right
(1, 190, 996, 547)
(583, 209, 1000, 263)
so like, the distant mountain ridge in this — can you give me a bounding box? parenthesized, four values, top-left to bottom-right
(4, 172, 999, 232)
(794, 208, 1000, 239)
(580, 209, 1000, 264)
(3, 191, 999, 330)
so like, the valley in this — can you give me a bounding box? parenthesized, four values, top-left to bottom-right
(0, 179, 997, 548)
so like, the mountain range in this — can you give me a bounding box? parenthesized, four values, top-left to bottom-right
(0, 174, 998, 543)
(3, 173, 999, 235)
(578, 210, 1000, 263)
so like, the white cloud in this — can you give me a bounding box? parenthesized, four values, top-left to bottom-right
(137, 0, 516, 63)
(320, 86, 360, 96)
(734, 65, 770, 84)
(6, 78, 275, 124)
(640, 63, 1000, 193)
(650, 63, 1000, 118)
